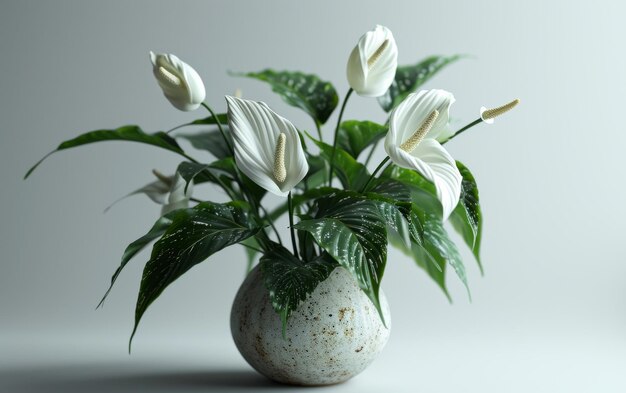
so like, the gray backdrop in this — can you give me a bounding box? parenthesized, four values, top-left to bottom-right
(1, 1, 625, 392)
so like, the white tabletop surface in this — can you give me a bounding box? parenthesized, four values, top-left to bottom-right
(2, 331, 625, 393)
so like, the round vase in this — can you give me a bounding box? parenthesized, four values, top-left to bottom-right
(230, 265, 391, 386)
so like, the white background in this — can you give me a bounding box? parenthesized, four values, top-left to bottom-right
(1, 1, 625, 392)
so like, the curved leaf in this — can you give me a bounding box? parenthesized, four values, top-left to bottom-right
(378, 55, 463, 112)
(310, 136, 370, 191)
(103, 177, 171, 213)
(25, 126, 185, 179)
(130, 201, 260, 349)
(450, 161, 483, 273)
(233, 69, 339, 124)
(186, 113, 228, 126)
(97, 215, 174, 307)
(261, 244, 337, 337)
(382, 165, 443, 217)
(294, 192, 388, 323)
(338, 120, 387, 158)
(413, 207, 470, 299)
(178, 126, 233, 159)
(390, 232, 450, 300)
(176, 161, 214, 193)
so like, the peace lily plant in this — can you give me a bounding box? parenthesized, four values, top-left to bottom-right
(25, 25, 519, 349)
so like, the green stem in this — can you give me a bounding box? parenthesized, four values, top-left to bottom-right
(259, 204, 283, 245)
(364, 139, 381, 167)
(240, 242, 263, 254)
(442, 118, 483, 144)
(199, 168, 238, 201)
(360, 156, 390, 193)
(287, 191, 299, 258)
(254, 230, 272, 253)
(328, 88, 354, 187)
(166, 123, 188, 134)
(315, 120, 323, 142)
(181, 153, 200, 164)
(201, 102, 234, 155)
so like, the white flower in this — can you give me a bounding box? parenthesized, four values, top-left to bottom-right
(346, 25, 398, 97)
(225, 96, 308, 197)
(384, 89, 462, 219)
(161, 173, 194, 215)
(150, 51, 206, 111)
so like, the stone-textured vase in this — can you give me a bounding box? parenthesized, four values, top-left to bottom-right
(230, 265, 391, 386)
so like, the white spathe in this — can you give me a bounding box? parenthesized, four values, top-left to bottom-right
(161, 173, 193, 215)
(150, 51, 206, 111)
(225, 96, 309, 197)
(384, 89, 462, 219)
(347, 25, 398, 97)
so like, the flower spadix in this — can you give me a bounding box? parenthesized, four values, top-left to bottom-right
(480, 98, 520, 124)
(347, 25, 398, 97)
(150, 51, 206, 111)
(225, 96, 308, 197)
(385, 89, 462, 219)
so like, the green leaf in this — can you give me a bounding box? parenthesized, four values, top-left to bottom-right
(103, 177, 171, 213)
(186, 113, 228, 126)
(268, 187, 337, 222)
(261, 244, 337, 337)
(175, 161, 217, 193)
(97, 215, 174, 308)
(360, 180, 415, 247)
(369, 178, 412, 205)
(209, 157, 267, 203)
(337, 120, 388, 159)
(382, 165, 443, 217)
(130, 201, 260, 349)
(294, 192, 388, 323)
(241, 237, 262, 274)
(378, 55, 463, 112)
(234, 69, 339, 124)
(297, 216, 318, 262)
(450, 161, 483, 273)
(178, 126, 233, 159)
(413, 207, 470, 299)
(167, 113, 229, 134)
(297, 153, 327, 191)
(390, 232, 450, 300)
(310, 137, 370, 191)
(25, 126, 186, 179)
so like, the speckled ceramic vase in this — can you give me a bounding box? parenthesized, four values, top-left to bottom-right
(230, 265, 391, 386)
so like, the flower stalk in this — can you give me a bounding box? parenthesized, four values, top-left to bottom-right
(287, 191, 298, 258)
(328, 88, 353, 186)
(444, 98, 520, 144)
(200, 102, 234, 155)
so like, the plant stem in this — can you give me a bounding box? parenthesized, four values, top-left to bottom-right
(240, 242, 264, 254)
(287, 191, 299, 258)
(199, 168, 238, 200)
(364, 139, 380, 167)
(181, 153, 200, 164)
(200, 102, 234, 155)
(360, 156, 390, 193)
(315, 120, 323, 142)
(442, 118, 483, 144)
(328, 88, 354, 187)
(259, 204, 283, 245)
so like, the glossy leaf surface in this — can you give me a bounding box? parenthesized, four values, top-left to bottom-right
(378, 55, 463, 112)
(234, 69, 339, 124)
